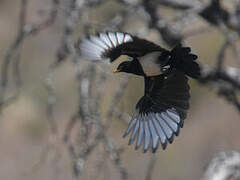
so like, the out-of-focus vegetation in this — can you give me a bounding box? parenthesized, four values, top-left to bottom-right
(0, 0, 240, 180)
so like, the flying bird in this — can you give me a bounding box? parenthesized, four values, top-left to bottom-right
(79, 32, 200, 153)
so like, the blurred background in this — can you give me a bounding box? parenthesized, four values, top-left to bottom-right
(0, 0, 240, 180)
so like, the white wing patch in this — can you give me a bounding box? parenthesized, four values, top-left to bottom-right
(80, 39, 103, 60)
(124, 34, 132, 43)
(108, 32, 118, 47)
(116, 32, 124, 44)
(90, 35, 108, 50)
(123, 109, 182, 152)
(80, 32, 133, 62)
(99, 33, 112, 48)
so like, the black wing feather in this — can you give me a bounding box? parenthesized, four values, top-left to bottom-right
(80, 32, 165, 62)
(123, 70, 190, 152)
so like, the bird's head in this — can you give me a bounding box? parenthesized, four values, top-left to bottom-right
(113, 60, 144, 76)
(113, 61, 132, 73)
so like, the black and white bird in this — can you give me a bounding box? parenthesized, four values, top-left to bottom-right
(79, 32, 200, 153)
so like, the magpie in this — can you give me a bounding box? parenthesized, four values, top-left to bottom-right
(79, 32, 200, 153)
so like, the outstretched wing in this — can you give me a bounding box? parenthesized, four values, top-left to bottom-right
(79, 32, 165, 62)
(123, 70, 190, 153)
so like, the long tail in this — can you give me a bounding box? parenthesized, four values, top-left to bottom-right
(168, 44, 201, 79)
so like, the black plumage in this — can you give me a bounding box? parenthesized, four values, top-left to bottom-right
(124, 71, 189, 152)
(105, 36, 165, 62)
(79, 31, 200, 153)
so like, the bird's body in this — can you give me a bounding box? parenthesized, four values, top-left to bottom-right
(79, 32, 200, 153)
(138, 52, 164, 76)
